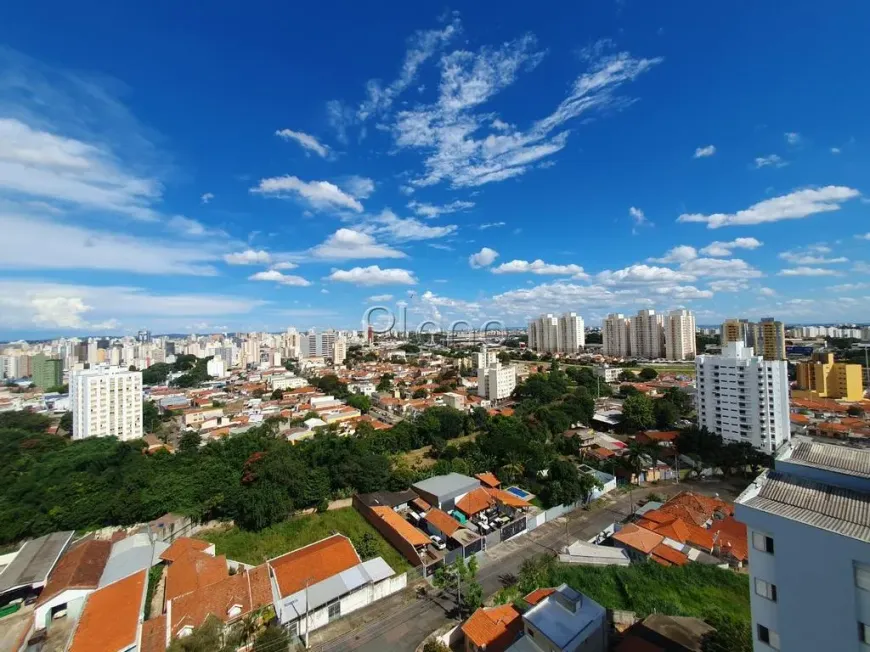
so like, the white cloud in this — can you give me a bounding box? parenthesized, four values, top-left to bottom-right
(366, 209, 456, 241)
(754, 154, 787, 168)
(309, 228, 406, 260)
(653, 285, 714, 299)
(492, 259, 587, 277)
(629, 206, 650, 227)
(677, 186, 860, 229)
(328, 265, 417, 286)
(693, 145, 716, 158)
(699, 237, 763, 257)
(368, 294, 394, 302)
(200, 192, 214, 204)
(479, 221, 506, 230)
(275, 128, 330, 158)
(428, 243, 453, 251)
(597, 264, 695, 285)
(778, 245, 848, 265)
(0, 213, 220, 276)
(248, 269, 311, 286)
(469, 247, 499, 268)
(784, 132, 801, 145)
(251, 175, 364, 212)
(166, 215, 224, 238)
(271, 262, 298, 270)
(648, 245, 697, 264)
(759, 287, 777, 296)
(224, 249, 271, 265)
(831, 147, 841, 155)
(407, 199, 475, 218)
(778, 267, 842, 277)
(341, 175, 376, 199)
(856, 233, 870, 240)
(708, 280, 749, 293)
(828, 282, 870, 293)
(680, 257, 762, 279)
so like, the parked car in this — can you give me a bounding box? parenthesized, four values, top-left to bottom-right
(429, 535, 446, 550)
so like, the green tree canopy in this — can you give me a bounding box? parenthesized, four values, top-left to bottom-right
(639, 367, 659, 381)
(621, 394, 655, 431)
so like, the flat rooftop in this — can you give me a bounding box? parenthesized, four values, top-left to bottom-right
(779, 437, 870, 480)
(0, 531, 74, 595)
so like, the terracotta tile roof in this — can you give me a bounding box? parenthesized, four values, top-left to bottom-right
(141, 615, 166, 652)
(709, 516, 749, 562)
(165, 550, 228, 603)
(660, 492, 732, 527)
(247, 564, 273, 609)
(372, 506, 432, 547)
(790, 413, 811, 424)
(613, 523, 664, 555)
(37, 539, 112, 606)
(588, 445, 615, 459)
(651, 543, 689, 566)
(456, 488, 496, 516)
(411, 497, 431, 512)
(485, 487, 532, 508)
(642, 430, 679, 442)
(461, 604, 523, 650)
(269, 534, 360, 598)
(475, 472, 501, 488)
(159, 537, 212, 563)
(524, 587, 556, 605)
(424, 508, 462, 537)
(636, 510, 715, 551)
(69, 569, 146, 652)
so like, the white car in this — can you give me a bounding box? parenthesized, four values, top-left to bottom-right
(429, 535, 446, 550)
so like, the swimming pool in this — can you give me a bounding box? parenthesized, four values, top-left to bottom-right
(506, 486, 533, 499)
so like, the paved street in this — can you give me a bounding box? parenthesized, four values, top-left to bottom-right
(312, 479, 740, 652)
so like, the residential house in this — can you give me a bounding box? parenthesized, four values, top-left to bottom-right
(507, 584, 608, 652)
(462, 604, 524, 652)
(0, 531, 74, 605)
(68, 569, 148, 652)
(616, 614, 715, 652)
(413, 473, 482, 511)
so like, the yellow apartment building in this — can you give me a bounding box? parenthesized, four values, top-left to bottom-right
(795, 352, 865, 401)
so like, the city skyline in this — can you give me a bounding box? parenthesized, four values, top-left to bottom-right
(2, 3, 870, 340)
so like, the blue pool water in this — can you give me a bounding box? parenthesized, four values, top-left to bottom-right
(506, 486, 531, 499)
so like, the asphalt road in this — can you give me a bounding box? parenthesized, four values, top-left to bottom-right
(314, 480, 737, 652)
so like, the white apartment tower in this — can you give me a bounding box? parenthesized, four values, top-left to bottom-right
(527, 313, 584, 354)
(332, 337, 347, 365)
(602, 313, 631, 358)
(477, 345, 516, 401)
(629, 309, 665, 359)
(70, 365, 143, 441)
(695, 342, 789, 453)
(665, 309, 697, 361)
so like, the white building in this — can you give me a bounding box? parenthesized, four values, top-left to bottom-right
(206, 357, 227, 378)
(735, 437, 870, 652)
(476, 345, 516, 401)
(528, 313, 585, 354)
(70, 365, 143, 441)
(602, 313, 631, 358)
(332, 337, 347, 365)
(269, 374, 308, 390)
(629, 309, 665, 360)
(593, 364, 621, 383)
(695, 342, 789, 453)
(665, 309, 697, 361)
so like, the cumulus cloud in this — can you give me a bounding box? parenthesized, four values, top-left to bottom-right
(754, 154, 787, 168)
(680, 257, 762, 279)
(693, 145, 716, 158)
(407, 199, 475, 218)
(648, 245, 697, 264)
(699, 237, 763, 257)
(328, 265, 417, 286)
(759, 287, 777, 296)
(677, 186, 860, 229)
(784, 132, 801, 146)
(597, 264, 695, 285)
(200, 192, 214, 204)
(778, 267, 842, 277)
(365, 209, 457, 241)
(367, 294, 394, 302)
(469, 247, 499, 268)
(251, 175, 364, 212)
(248, 269, 311, 286)
(271, 262, 298, 270)
(309, 228, 406, 260)
(855, 233, 870, 241)
(275, 128, 330, 157)
(653, 285, 714, 300)
(340, 175, 376, 199)
(778, 245, 848, 265)
(491, 259, 587, 277)
(224, 249, 271, 265)
(708, 280, 749, 293)
(629, 206, 649, 225)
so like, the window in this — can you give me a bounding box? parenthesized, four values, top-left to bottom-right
(758, 624, 780, 649)
(328, 601, 341, 622)
(755, 578, 777, 601)
(287, 620, 299, 638)
(860, 622, 870, 644)
(856, 564, 870, 591)
(752, 531, 774, 554)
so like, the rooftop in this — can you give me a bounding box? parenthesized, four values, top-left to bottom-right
(413, 472, 480, 500)
(269, 534, 360, 598)
(522, 584, 606, 650)
(371, 506, 431, 547)
(424, 508, 462, 536)
(159, 537, 212, 563)
(355, 489, 418, 508)
(164, 549, 228, 603)
(462, 604, 523, 650)
(612, 523, 664, 554)
(0, 531, 73, 595)
(69, 569, 146, 652)
(780, 436, 870, 479)
(36, 539, 112, 606)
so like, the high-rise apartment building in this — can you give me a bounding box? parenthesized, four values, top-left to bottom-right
(735, 437, 870, 652)
(476, 346, 516, 401)
(630, 309, 665, 360)
(527, 313, 584, 354)
(332, 337, 347, 365)
(70, 365, 143, 441)
(695, 342, 790, 453)
(795, 352, 865, 401)
(664, 309, 697, 361)
(602, 313, 631, 358)
(32, 354, 63, 390)
(721, 318, 786, 360)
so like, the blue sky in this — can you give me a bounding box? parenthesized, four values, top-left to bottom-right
(1, 2, 869, 339)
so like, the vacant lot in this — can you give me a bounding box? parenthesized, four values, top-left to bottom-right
(198, 507, 411, 573)
(399, 432, 479, 469)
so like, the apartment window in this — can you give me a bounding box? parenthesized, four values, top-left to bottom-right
(752, 532, 774, 554)
(757, 624, 780, 649)
(755, 578, 777, 601)
(856, 564, 870, 591)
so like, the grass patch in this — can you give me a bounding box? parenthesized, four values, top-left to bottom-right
(198, 507, 411, 574)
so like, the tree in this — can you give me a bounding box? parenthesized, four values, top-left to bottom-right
(639, 367, 658, 381)
(46, 384, 68, 394)
(653, 399, 679, 430)
(433, 556, 481, 615)
(143, 401, 161, 434)
(621, 394, 655, 431)
(347, 393, 371, 413)
(622, 441, 652, 485)
(377, 374, 394, 392)
(270, 388, 285, 401)
(352, 532, 379, 560)
(848, 405, 865, 417)
(618, 370, 637, 382)
(412, 388, 428, 399)
(58, 411, 73, 436)
(252, 388, 266, 399)
(422, 641, 451, 652)
(252, 625, 290, 652)
(179, 431, 202, 454)
(662, 386, 692, 415)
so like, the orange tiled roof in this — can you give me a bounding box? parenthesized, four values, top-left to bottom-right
(269, 535, 360, 598)
(461, 604, 523, 650)
(424, 508, 462, 537)
(790, 413, 811, 424)
(456, 488, 495, 516)
(475, 472, 501, 488)
(651, 543, 689, 567)
(69, 569, 146, 652)
(372, 506, 432, 547)
(710, 516, 749, 562)
(524, 587, 556, 605)
(37, 539, 111, 606)
(141, 615, 166, 652)
(636, 510, 715, 551)
(165, 550, 228, 603)
(160, 537, 212, 563)
(411, 497, 431, 512)
(485, 487, 531, 508)
(642, 430, 679, 442)
(613, 523, 664, 555)
(660, 491, 732, 527)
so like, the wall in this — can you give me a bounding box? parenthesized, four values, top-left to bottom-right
(34, 589, 91, 631)
(352, 496, 423, 567)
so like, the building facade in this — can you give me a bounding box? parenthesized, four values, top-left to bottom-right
(602, 313, 631, 358)
(665, 309, 697, 361)
(721, 318, 786, 360)
(695, 342, 789, 453)
(528, 313, 585, 354)
(795, 352, 864, 401)
(630, 309, 665, 360)
(477, 346, 516, 401)
(70, 365, 143, 441)
(735, 438, 870, 652)
(32, 354, 64, 390)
